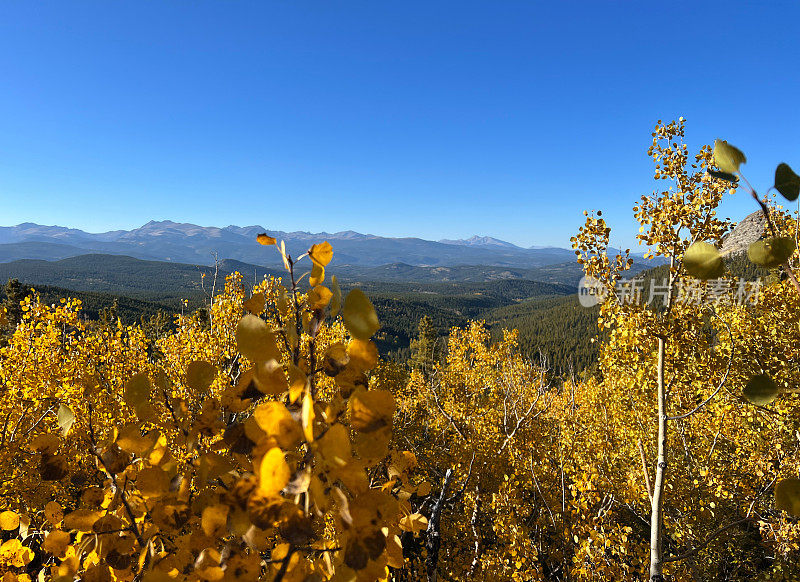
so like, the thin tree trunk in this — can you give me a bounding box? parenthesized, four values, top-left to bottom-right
(649, 336, 667, 581)
(426, 469, 453, 582)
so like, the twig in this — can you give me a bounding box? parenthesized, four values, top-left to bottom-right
(446, 453, 475, 503)
(667, 307, 732, 421)
(87, 405, 145, 547)
(530, 453, 556, 529)
(638, 439, 653, 503)
(663, 517, 755, 563)
(272, 544, 297, 582)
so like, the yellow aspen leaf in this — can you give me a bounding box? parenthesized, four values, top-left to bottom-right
(243, 292, 266, 315)
(42, 529, 71, 557)
(323, 343, 350, 377)
(416, 481, 432, 496)
(349, 390, 395, 433)
(344, 539, 369, 571)
(186, 360, 217, 394)
(307, 285, 333, 310)
(92, 514, 123, 535)
(713, 139, 746, 174)
(276, 285, 290, 316)
(236, 314, 280, 363)
(399, 513, 428, 534)
(259, 447, 290, 496)
(147, 432, 171, 466)
(0, 540, 33, 568)
(347, 339, 378, 372)
(0, 511, 19, 531)
(137, 466, 171, 499)
(125, 371, 151, 408)
(335, 366, 368, 398)
(82, 565, 114, 582)
(30, 433, 60, 455)
(302, 391, 316, 443)
(124, 372, 155, 421)
(253, 360, 289, 396)
(354, 427, 390, 465)
(54, 554, 79, 581)
(227, 507, 252, 537)
(350, 490, 397, 528)
(253, 401, 302, 449)
(308, 241, 333, 267)
(56, 404, 75, 437)
(388, 450, 418, 479)
(226, 368, 256, 410)
(221, 549, 261, 581)
(385, 533, 404, 568)
(116, 424, 155, 455)
(748, 237, 796, 268)
(775, 478, 800, 516)
(317, 423, 352, 467)
(334, 460, 369, 495)
(195, 548, 224, 581)
(100, 444, 130, 475)
(201, 504, 229, 538)
(683, 242, 723, 280)
(246, 490, 286, 530)
(309, 262, 325, 287)
(256, 233, 276, 246)
(63, 509, 103, 532)
(197, 452, 234, 485)
(288, 364, 307, 403)
(244, 414, 268, 445)
(242, 524, 271, 552)
(285, 322, 299, 350)
(343, 289, 380, 340)
(324, 392, 347, 424)
(44, 501, 63, 526)
(743, 374, 779, 406)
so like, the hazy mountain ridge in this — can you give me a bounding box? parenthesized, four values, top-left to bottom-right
(0, 221, 578, 268)
(438, 235, 522, 249)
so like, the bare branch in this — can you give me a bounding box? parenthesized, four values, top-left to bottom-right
(663, 518, 755, 563)
(638, 439, 653, 503)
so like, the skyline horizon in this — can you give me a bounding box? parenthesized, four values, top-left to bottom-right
(3, 3, 798, 249)
(1, 203, 764, 253)
(0, 217, 577, 250)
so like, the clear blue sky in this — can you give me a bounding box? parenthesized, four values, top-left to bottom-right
(1, 1, 798, 248)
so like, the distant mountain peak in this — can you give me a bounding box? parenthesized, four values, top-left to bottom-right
(438, 235, 521, 249)
(1, 221, 578, 269)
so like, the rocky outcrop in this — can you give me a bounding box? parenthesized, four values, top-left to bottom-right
(721, 211, 767, 256)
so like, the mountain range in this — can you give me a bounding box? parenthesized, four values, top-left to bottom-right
(0, 221, 580, 268)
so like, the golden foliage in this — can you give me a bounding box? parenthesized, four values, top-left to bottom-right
(0, 238, 418, 582)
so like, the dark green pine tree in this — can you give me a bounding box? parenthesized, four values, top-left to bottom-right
(3, 278, 27, 327)
(409, 315, 442, 377)
(1, 278, 29, 344)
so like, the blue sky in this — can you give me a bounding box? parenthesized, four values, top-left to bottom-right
(1, 1, 798, 248)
